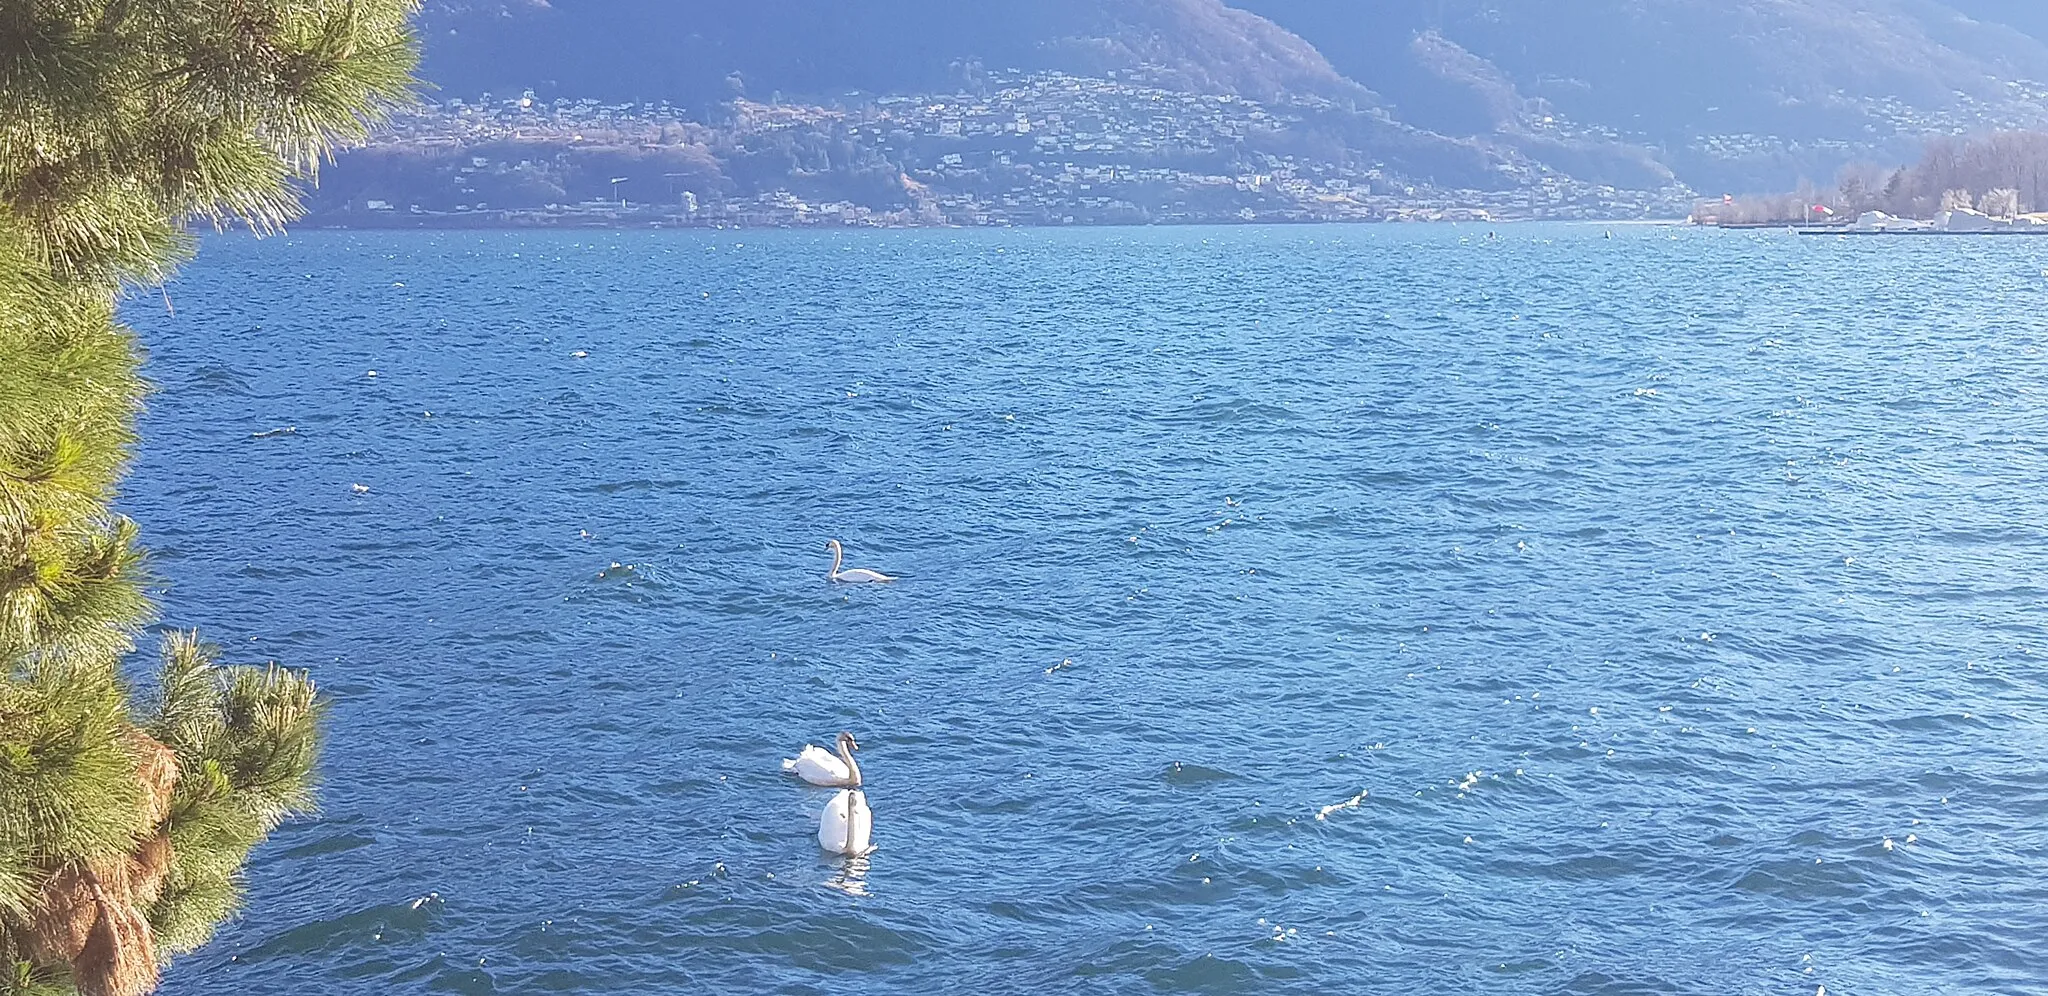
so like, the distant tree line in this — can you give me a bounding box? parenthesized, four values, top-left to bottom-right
(1702, 131, 2048, 224)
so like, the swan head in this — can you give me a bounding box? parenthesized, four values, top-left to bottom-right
(826, 539, 843, 552)
(836, 731, 861, 753)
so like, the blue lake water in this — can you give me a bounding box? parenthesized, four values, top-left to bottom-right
(125, 225, 2048, 995)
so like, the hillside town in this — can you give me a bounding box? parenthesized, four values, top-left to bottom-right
(308, 71, 1699, 227)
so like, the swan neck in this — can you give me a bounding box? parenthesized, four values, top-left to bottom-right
(829, 543, 843, 578)
(839, 740, 862, 787)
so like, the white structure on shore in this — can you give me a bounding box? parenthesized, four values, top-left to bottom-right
(1936, 207, 2002, 232)
(1923, 207, 2048, 232)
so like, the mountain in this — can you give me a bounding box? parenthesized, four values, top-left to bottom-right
(1296, 1, 2048, 192)
(419, 0, 1368, 108)
(1235, 0, 2048, 184)
(414, 1, 2048, 193)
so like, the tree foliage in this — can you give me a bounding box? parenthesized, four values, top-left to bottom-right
(1700, 129, 2048, 224)
(0, 3, 417, 994)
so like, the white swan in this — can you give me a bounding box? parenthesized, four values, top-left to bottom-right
(820, 788, 874, 856)
(826, 539, 896, 584)
(783, 732, 862, 787)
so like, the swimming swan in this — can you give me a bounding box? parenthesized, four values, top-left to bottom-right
(820, 788, 874, 856)
(826, 539, 897, 584)
(783, 732, 862, 787)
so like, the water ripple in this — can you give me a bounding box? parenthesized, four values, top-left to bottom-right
(129, 225, 2048, 995)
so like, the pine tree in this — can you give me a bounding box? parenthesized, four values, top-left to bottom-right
(0, 4, 418, 994)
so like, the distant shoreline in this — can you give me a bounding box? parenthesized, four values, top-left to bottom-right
(1791, 227, 2048, 236)
(295, 215, 1692, 233)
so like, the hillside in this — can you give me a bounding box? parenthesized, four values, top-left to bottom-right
(409, 1, 2048, 195)
(1236, 0, 2048, 188)
(419, 0, 1369, 108)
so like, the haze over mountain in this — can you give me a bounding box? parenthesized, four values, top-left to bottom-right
(1246, 0, 2048, 130)
(1236, 0, 2048, 189)
(418, 1, 2048, 191)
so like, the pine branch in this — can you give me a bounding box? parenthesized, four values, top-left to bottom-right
(1, 4, 416, 990)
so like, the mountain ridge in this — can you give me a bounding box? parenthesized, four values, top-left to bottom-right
(420, 1, 1368, 107)
(415, 1, 2048, 191)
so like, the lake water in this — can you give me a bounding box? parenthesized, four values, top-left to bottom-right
(126, 225, 2048, 995)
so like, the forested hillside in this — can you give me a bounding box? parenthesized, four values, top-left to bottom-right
(420, 0, 1364, 108)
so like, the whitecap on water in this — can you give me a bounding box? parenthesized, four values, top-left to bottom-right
(1315, 790, 1367, 821)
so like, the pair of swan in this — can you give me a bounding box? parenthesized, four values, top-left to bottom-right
(826, 539, 896, 584)
(784, 731, 873, 855)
